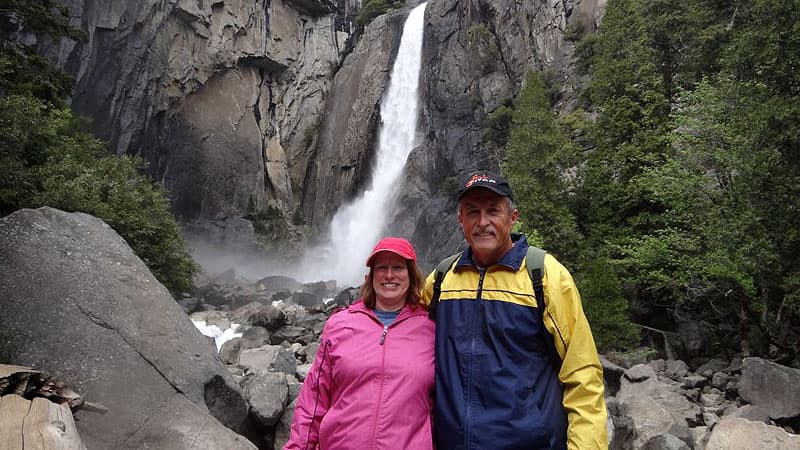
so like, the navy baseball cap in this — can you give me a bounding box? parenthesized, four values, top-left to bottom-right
(457, 171, 514, 201)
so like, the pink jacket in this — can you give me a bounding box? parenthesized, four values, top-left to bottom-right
(284, 300, 435, 450)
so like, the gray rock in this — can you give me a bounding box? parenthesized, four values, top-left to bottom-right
(243, 371, 288, 427)
(711, 371, 730, 389)
(601, 355, 625, 396)
(664, 359, 689, 381)
(696, 358, 730, 376)
(302, 342, 321, 365)
(50, 0, 352, 223)
(607, 415, 634, 450)
(219, 337, 260, 365)
(705, 417, 800, 450)
(271, 325, 314, 345)
(274, 397, 296, 450)
(739, 357, 800, 419)
(121, 393, 256, 449)
(241, 326, 272, 346)
(250, 305, 288, 331)
(618, 362, 700, 449)
(682, 375, 706, 389)
(642, 433, 691, 450)
(239, 345, 297, 376)
(624, 364, 656, 382)
(290, 291, 323, 308)
(286, 374, 302, 403)
(0, 208, 249, 449)
(728, 404, 772, 424)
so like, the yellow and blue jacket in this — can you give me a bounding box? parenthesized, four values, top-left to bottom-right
(422, 235, 607, 450)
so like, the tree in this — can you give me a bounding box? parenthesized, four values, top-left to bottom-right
(501, 72, 639, 349)
(0, 0, 84, 105)
(1, 2, 197, 296)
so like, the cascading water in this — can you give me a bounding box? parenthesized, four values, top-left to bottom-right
(297, 2, 428, 287)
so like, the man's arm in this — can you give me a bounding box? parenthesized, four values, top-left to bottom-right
(541, 255, 608, 450)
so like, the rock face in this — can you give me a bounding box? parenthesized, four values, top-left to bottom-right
(48, 0, 357, 222)
(39, 0, 608, 269)
(391, 0, 608, 267)
(301, 9, 407, 226)
(0, 208, 253, 449)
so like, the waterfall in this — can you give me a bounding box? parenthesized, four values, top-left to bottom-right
(297, 2, 428, 287)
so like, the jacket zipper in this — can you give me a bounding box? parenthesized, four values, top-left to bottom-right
(379, 325, 388, 345)
(372, 324, 389, 448)
(465, 268, 486, 450)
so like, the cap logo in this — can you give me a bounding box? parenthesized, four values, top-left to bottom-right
(465, 174, 496, 188)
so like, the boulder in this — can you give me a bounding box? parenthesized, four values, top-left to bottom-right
(617, 364, 700, 449)
(739, 357, 800, 419)
(642, 433, 691, 450)
(239, 346, 297, 376)
(705, 417, 800, 450)
(0, 208, 251, 449)
(243, 372, 288, 427)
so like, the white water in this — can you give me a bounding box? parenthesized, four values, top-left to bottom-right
(191, 320, 243, 352)
(295, 3, 428, 287)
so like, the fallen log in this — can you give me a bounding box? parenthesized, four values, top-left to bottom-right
(0, 364, 86, 449)
(0, 394, 85, 450)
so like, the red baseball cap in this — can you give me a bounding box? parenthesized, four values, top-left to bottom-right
(365, 237, 417, 266)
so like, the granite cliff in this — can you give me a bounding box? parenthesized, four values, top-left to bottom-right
(43, 0, 605, 268)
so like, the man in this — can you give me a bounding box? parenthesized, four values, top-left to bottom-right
(423, 171, 607, 450)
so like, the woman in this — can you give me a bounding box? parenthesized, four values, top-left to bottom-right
(284, 237, 434, 450)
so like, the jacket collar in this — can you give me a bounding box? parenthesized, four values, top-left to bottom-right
(455, 233, 529, 272)
(348, 298, 427, 321)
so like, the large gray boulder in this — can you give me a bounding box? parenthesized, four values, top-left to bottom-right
(0, 208, 253, 450)
(739, 357, 800, 419)
(617, 364, 700, 449)
(705, 417, 800, 450)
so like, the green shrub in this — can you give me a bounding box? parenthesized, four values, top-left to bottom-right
(247, 204, 289, 240)
(480, 103, 513, 149)
(356, 0, 403, 31)
(578, 257, 640, 351)
(466, 24, 498, 75)
(0, 95, 197, 295)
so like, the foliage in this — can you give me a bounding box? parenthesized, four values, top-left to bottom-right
(503, 72, 583, 262)
(247, 204, 289, 241)
(0, 0, 85, 40)
(500, 71, 638, 349)
(0, 0, 85, 105)
(466, 24, 498, 75)
(355, 0, 403, 31)
(494, 0, 800, 357)
(480, 101, 513, 150)
(578, 257, 640, 351)
(571, 0, 800, 359)
(0, 95, 197, 295)
(1, 1, 197, 296)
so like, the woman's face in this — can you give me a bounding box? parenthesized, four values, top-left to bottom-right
(371, 252, 410, 308)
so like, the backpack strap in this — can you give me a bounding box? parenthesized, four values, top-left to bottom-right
(428, 253, 461, 321)
(526, 245, 565, 369)
(525, 245, 547, 315)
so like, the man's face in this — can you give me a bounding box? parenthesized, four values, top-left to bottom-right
(457, 188, 518, 267)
